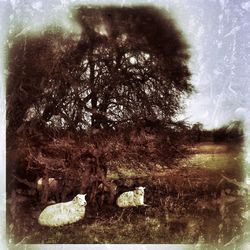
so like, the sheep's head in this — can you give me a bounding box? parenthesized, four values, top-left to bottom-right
(134, 186, 145, 195)
(73, 194, 87, 206)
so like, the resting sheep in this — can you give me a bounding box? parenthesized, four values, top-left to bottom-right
(37, 177, 60, 203)
(38, 194, 87, 227)
(37, 178, 58, 193)
(116, 186, 146, 207)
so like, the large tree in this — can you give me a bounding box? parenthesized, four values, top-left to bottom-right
(68, 6, 193, 130)
(7, 6, 193, 203)
(7, 6, 193, 134)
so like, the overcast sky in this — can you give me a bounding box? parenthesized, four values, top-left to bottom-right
(175, 0, 250, 130)
(1, 0, 250, 130)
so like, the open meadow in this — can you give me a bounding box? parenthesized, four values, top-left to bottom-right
(7, 142, 249, 247)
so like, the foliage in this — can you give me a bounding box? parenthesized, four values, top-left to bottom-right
(185, 121, 244, 143)
(6, 6, 193, 203)
(7, 6, 192, 134)
(213, 121, 244, 142)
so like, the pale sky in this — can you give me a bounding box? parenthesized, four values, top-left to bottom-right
(2, 0, 250, 130)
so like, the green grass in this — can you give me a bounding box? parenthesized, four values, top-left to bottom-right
(7, 142, 248, 245)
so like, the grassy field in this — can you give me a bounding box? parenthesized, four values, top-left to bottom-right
(7, 142, 249, 247)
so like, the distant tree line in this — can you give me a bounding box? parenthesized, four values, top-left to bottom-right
(188, 121, 244, 143)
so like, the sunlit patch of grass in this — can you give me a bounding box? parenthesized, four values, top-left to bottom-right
(188, 153, 236, 169)
(190, 142, 230, 154)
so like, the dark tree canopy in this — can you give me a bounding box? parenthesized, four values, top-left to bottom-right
(6, 6, 194, 205)
(7, 6, 193, 135)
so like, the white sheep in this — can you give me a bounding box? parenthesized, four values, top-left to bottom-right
(37, 177, 58, 193)
(37, 177, 59, 203)
(38, 194, 87, 227)
(116, 186, 146, 207)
